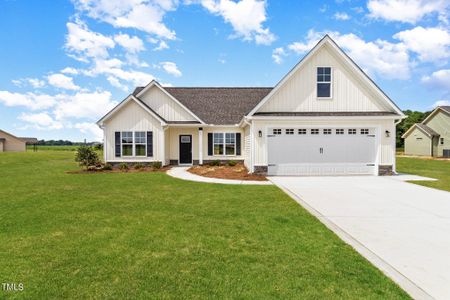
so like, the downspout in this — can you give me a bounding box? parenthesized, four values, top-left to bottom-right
(393, 119, 402, 174)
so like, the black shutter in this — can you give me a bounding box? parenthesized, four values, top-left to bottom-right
(208, 133, 213, 156)
(115, 132, 121, 157)
(147, 131, 153, 157)
(236, 133, 241, 156)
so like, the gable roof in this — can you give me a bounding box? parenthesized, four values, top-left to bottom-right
(422, 106, 450, 124)
(0, 129, 27, 143)
(247, 35, 405, 118)
(402, 123, 440, 139)
(134, 87, 272, 125)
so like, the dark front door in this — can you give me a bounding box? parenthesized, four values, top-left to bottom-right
(179, 135, 192, 164)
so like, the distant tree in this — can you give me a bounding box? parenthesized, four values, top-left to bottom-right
(396, 110, 431, 148)
(75, 146, 100, 170)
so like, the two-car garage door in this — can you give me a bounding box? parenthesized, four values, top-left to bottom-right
(267, 127, 377, 176)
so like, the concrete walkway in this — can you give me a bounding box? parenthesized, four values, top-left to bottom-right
(167, 167, 272, 185)
(270, 175, 450, 300)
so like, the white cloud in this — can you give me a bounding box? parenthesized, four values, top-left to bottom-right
(153, 40, 169, 51)
(272, 47, 286, 64)
(18, 112, 63, 130)
(53, 91, 116, 120)
(421, 69, 450, 90)
(160, 61, 182, 77)
(65, 20, 115, 62)
(286, 30, 411, 80)
(12, 78, 46, 88)
(200, 0, 275, 45)
(393, 27, 450, 63)
(367, 0, 448, 24)
(47, 73, 80, 90)
(72, 0, 177, 39)
(0, 91, 56, 110)
(432, 100, 450, 107)
(334, 12, 350, 20)
(74, 122, 103, 141)
(114, 33, 145, 53)
(61, 67, 80, 75)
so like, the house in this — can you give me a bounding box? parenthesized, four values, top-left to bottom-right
(0, 130, 27, 152)
(97, 35, 405, 176)
(402, 106, 450, 157)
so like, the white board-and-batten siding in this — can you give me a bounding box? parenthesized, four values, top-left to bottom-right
(103, 100, 163, 162)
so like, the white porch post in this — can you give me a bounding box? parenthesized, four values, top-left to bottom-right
(160, 126, 166, 166)
(198, 127, 203, 165)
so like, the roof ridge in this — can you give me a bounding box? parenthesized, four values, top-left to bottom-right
(164, 87, 273, 89)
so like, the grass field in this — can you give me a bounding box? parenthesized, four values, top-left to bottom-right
(397, 156, 450, 192)
(26, 145, 81, 151)
(0, 151, 409, 299)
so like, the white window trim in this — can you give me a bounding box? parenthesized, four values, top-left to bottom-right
(317, 66, 333, 99)
(213, 132, 236, 156)
(121, 131, 133, 157)
(121, 131, 147, 157)
(134, 131, 147, 157)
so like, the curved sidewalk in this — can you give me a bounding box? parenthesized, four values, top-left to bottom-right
(167, 167, 272, 185)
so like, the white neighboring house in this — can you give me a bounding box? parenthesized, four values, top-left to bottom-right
(97, 35, 405, 176)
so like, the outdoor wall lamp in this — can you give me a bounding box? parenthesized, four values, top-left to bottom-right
(385, 130, 390, 137)
(258, 130, 262, 137)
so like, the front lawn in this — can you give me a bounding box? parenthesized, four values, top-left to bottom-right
(0, 151, 408, 299)
(397, 156, 450, 192)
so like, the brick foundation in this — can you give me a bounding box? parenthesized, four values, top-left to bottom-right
(378, 165, 393, 176)
(253, 166, 268, 175)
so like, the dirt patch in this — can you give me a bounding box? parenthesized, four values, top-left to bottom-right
(188, 163, 267, 181)
(66, 166, 171, 174)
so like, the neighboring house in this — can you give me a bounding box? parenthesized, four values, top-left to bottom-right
(402, 106, 450, 157)
(97, 35, 405, 176)
(0, 130, 27, 152)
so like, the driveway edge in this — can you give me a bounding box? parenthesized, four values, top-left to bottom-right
(270, 179, 434, 300)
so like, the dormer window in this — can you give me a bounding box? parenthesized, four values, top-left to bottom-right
(317, 67, 332, 98)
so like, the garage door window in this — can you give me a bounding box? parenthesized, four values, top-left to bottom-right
(360, 129, 369, 135)
(273, 129, 282, 135)
(298, 129, 307, 135)
(286, 129, 294, 135)
(348, 129, 357, 135)
(336, 129, 344, 135)
(311, 129, 319, 135)
(323, 129, 332, 135)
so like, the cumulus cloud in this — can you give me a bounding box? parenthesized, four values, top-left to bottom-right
(114, 33, 145, 53)
(199, 0, 275, 45)
(334, 12, 350, 20)
(74, 122, 103, 141)
(18, 112, 63, 130)
(393, 27, 450, 63)
(421, 69, 450, 90)
(0, 91, 56, 110)
(367, 0, 448, 24)
(47, 73, 80, 90)
(153, 40, 169, 51)
(432, 100, 450, 107)
(60, 67, 80, 75)
(272, 47, 286, 64)
(160, 61, 182, 77)
(12, 78, 46, 88)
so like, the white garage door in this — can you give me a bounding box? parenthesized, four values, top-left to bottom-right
(267, 127, 377, 176)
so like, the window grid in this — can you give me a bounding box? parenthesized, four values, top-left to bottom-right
(121, 131, 133, 157)
(286, 129, 294, 135)
(134, 131, 146, 157)
(213, 133, 236, 156)
(323, 129, 332, 135)
(317, 67, 331, 98)
(311, 129, 319, 135)
(336, 129, 344, 135)
(360, 128, 369, 135)
(298, 129, 307, 135)
(348, 129, 357, 135)
(273, 129, 282, 135)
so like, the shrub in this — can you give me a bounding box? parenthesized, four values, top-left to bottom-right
(102, 163, 113, 171)
(94, 143, 103, 151)
(134, 163, 145, 170)
(151, 161, 162, 169)
(119, 163, 129, 171)
(209, 160, 221, 166)
(75, 146, 100, 170)
(227, 160, 237, 167)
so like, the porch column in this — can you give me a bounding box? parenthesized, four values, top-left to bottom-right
(198, 127, 203, 165)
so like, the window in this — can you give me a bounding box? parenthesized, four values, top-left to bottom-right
(121, 132, 133, 156)
(360, 128, 369, 135)
(440, 138, 444, 145)
(311, 129, 319, 135)
(213, 133, 236, 156)
(336, 129, 344, 135)
(273, 129, 282, 135)
(213, 133, 224, 155)
(298, 129, 307, 135)
(135, 131, 146, 156)
(416, 137, 422, 140)
(317, 67, 331, 98)
(323, 129, 332, 135)
(286, 129, 294, 135)
(348, 129, 356, 135)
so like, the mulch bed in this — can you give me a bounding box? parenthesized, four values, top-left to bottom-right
(66, 166, 171, 174)
(188, 163, 267, 181)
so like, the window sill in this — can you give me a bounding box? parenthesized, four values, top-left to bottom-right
(317, 97, 333, 100)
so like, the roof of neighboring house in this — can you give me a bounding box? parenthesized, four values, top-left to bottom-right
(20, 137, 38, 144)
(134, 87, 273, 125)
(253, 112, 398, 117)
(439, 106, 450, 114)
(0, 129, 27, 143)
(402, 123, 440, 139)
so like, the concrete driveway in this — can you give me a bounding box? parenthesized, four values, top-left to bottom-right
(270, 176, 450, 300)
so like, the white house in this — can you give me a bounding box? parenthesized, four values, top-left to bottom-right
(97, 35, 405, 176)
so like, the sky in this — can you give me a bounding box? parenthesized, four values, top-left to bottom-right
(0, 0, 449, 142)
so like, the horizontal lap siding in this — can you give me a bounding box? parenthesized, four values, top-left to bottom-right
(425, 111, 450, 157)
(404, 129, 432, 156)
(0, 131, 25, 152)
(104, 101, 163, 162)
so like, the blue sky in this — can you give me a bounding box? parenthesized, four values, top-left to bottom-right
(0, 0, 449, 142)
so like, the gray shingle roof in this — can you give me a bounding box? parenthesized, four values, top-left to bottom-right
(439, 106, 450, 114)
(253, 112, 398, 117)
(416, 123, 440, 137)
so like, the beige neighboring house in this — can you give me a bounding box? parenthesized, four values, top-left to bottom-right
(97, 35, 405, 176)
(0, 130, 27, 152)
(402, 106, 450, 157)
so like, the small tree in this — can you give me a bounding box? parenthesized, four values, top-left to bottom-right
(75, 145, 100, 170)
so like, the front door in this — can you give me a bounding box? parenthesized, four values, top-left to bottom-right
(179, 135, 192, 164)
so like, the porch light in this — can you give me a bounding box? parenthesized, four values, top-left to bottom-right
(385, 130, 390, 137)
(258, 130, 262, 137)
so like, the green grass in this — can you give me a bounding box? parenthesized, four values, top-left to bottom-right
(0, 151, 409, 299)
(26, 145, 80, 151)
(397, 156, 450, 192)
